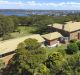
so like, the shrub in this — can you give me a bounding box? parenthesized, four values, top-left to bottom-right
(17, 42, 25, 49)
(46, 52, 66, 74)
(0, 59, 5, 74)
(77, 41, 80, 50)
(34, 64, 50, 75)
(69, 39, 77, 43)
(48, 52, 63, 61)
(24, 38, 41, 50)
(57, 49, 66, 56)
(66, 43, 79, 54)
(2, 34, 12, 40)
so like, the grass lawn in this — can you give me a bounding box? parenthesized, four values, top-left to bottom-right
(10, 26, 37, 38)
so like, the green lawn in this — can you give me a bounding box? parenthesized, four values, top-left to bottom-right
(10, 26, 37, 38)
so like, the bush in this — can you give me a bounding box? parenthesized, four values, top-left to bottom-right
(34, 64, 50, 75)
(24, 38, 41, 50)
(66, 43, 79, 54)
(17, 42, 25, 49)
(0, 59, 5, 74)
(57, 49, 66, 56)
(2, 34, 12, 40)
(48, 52, 63, 61)
(77, 41, 80, 50)
(69, 39, 77, 43)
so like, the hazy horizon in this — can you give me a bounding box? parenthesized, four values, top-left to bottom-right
(1, 0, 80, 10)
(0, 9, 80, 11)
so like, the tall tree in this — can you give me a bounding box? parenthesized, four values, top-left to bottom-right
(0, 15, 14, 36)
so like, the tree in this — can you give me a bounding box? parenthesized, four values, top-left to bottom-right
(0, 59, 5, 75)
(77, 41, 80, 50)
(66, 53, 80, 75)
(0, 15, 15, 36)
(34, 15, 54, 34)
(4, 48, 31, 75)
(2, 34, 12, 40)
(5, 48, 47, 75)
(34, 64, 50, 75)
(69, 39, 77, 43)
(46, 52, 66, 75)
(24, 38, 41, 50)
(4, 39, 47, 75)
(66, 43, 79, 54)
(10, 15, 19, 29)
(17, 42, 25, 49)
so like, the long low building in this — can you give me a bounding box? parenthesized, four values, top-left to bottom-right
(51, 21, 80, 40)
(0, 34, 45, 57)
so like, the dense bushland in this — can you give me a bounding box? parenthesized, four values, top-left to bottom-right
(1, 14, 80, 37)
(3, 39, 80, 75)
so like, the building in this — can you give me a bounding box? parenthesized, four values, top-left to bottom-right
(0, 34, 45, 64)
(0, 34, 45, 57)
(42, 32, 62, 47)
(51, 21, 80, 41)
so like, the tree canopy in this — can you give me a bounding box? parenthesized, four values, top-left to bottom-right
(0, 15, 15, 36)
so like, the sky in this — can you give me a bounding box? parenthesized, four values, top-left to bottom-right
(0, 0, 80, 10)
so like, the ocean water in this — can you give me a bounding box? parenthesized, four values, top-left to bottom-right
(0, 10, 52, 16)
(0, 11, 28, 16)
